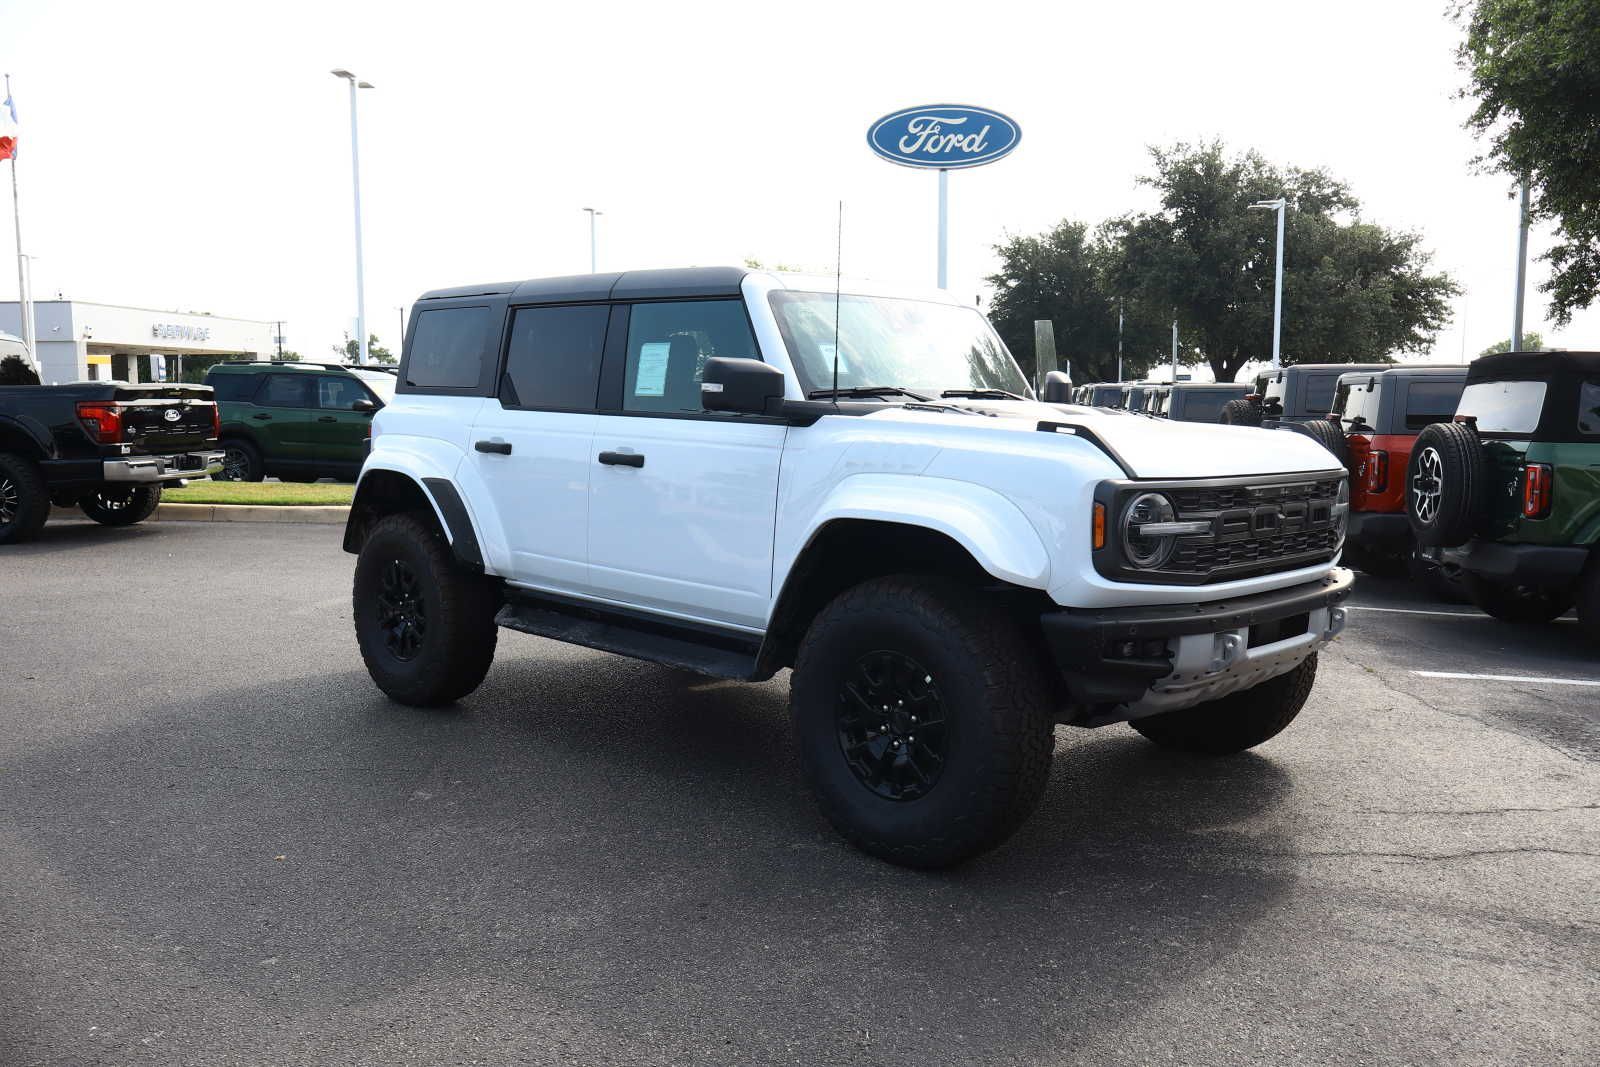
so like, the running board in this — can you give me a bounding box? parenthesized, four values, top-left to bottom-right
(495, 591, 763, 681)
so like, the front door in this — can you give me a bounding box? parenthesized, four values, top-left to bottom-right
(586, 299, 785, 631)
(311, 374, 378, 473)
(469, 303, 609, 594)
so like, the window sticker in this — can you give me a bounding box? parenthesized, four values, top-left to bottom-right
(635, 342, 671, 397)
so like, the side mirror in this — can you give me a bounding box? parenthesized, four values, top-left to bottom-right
(702, 357, 784, 416)
(351, 398, 379, 413)
(1042, 371, 1073, 404)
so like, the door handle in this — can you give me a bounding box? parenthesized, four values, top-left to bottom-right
(317, 416, 336, 423)
(251, 413, 272, 420)
(598, 450, 644, 468)
(474, 440, 513, 455)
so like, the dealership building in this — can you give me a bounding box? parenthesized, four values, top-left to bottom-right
(0, 300, 280, 384)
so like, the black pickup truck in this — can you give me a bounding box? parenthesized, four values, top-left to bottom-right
(0, 382, 223, 544)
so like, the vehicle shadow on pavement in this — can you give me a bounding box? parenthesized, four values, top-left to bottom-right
(7, 517, 170, 554)
(2, 646, 1300, 1064)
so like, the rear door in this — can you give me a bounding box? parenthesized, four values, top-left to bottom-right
(469, 302, 609, 594)
(249, 373, 318, 462)
(585, 298, 784, 630)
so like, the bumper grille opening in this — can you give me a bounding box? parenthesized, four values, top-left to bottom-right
(1248, 612, 1309, 648)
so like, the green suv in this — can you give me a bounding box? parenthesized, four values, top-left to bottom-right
(204, 362, 394, 482)
(1406, 350, 1600, 635)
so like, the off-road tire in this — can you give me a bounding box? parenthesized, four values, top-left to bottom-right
(1462, 574, 1573, 624)
(214, 438, 264, 482)
(353, 512, 499, 706)
(0, 452, 51, 545)
(80, 485, 162, 526)
(1218, 398, 1262, 426)
(1131, 654, 1317, 756)
(1285, 418, 1351, 470)
(1406, 422, 1483, 548)
(789, 575, 1055, 869)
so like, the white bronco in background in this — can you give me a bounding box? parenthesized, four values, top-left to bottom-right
(345, 267, 1352, 867)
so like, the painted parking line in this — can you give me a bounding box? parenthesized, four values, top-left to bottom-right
(1413, 670, 1600, 688)
(1348, 605, 1574, 622)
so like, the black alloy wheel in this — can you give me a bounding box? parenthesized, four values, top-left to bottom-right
(836, 650, 949, 802)
(221, 444, 252, 481)
(375, 558, 428, 661)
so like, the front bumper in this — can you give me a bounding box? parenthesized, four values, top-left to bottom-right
(1440, 540, 1588, 584)
(103, 451, 224, 483)
(1040, 568, 1354, 723)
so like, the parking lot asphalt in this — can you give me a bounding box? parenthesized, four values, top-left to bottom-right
(2, 520, 1597, 1067)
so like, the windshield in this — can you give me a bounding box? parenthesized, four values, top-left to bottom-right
(1458, 380, 1546, 434)
(353, 371, 396, 403)
(769, 291, 1031, 398)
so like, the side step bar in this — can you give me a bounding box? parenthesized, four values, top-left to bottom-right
(495, 591, 763, 681)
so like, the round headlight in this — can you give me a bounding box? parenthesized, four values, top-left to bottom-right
(1122, 492, 1178, 569)
(1333, 478, 1350, 551)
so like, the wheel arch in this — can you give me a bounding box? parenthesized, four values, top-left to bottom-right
(0, 414, 52, 460)
(344, 466, 484, 572)
(755, 516, 1052, 678)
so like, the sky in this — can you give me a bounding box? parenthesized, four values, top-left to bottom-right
(1, 0, 1594, 367)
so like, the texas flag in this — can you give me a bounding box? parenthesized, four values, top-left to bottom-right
(0, 91, 17, 161)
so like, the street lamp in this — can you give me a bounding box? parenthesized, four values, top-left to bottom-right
(583, 207, 602, 273)
(1250, 197, 1287, 370)
(332, 69, 374, 365)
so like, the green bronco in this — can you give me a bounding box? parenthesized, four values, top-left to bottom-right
(204, 362, 394, 482)
(1406, 351, 1600, 635)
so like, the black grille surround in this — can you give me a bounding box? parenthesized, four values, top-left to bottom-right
(1093, 471, 1346, 586)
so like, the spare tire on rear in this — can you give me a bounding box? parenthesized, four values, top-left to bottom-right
(1284, 418, 1351, 471)
(1407, 421, 1484, 548)
(1219, 398, 1262, 426)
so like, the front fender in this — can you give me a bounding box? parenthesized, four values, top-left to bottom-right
(351, 436, 482, 565)
(784, 473, 1051, 589)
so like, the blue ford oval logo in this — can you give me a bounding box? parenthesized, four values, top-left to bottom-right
(867, 104, 1020, 170)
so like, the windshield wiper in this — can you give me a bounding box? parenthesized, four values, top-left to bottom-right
(807, 385, 932, 402)
(940, 388, 1030, 402)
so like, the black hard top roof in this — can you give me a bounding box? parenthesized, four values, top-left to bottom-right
(1467, 350, 1600, 384)
(417, 266, 749, 304)
(1273, 362, 1388, 378)
(1169, 381, 1250, 390)
(1337, 364, 1469, 381)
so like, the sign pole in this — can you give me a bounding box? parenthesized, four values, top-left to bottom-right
(937, 168, 949, 289)
(6, 74, 37, 376)
(1512, 181, 1530, 352)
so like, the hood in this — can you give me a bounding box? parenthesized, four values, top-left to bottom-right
(860, 400, 1344, 480)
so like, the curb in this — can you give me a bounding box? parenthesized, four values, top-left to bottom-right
(154, 503, 350, 525)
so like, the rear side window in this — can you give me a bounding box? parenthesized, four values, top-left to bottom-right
(622, 300, 759, 414)
(256, 374, 314, 408)
(406, 306, 491, 391)
(1579, 381, 1600, 435)
(1404, 380, 1464, 431)
(1303, 373, 1339, 415)
(208, 373, 260, 402)
(501, 305, 608, 411)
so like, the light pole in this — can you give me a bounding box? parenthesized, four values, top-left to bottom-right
(396, 306, 405, 351)
(1512, 181, 1530, 351)
(1116, 297, 1124, 383)
(583, 207, 602, 273)
(332, 69, 373, 365)
(1250, 198, 1287, 370)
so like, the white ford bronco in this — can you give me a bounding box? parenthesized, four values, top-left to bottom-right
(346, 267, 1352, 867)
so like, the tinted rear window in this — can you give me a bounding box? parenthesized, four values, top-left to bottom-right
(406, 306, 491, 390)
(501, 304, 608, 411)
(1404, 380, 1464, 431)
(1303, 373, 1340, 415)
(1334, 378, 1380, 431)
(208, 372, 260, 402)
(1180, 391, 1240, 423)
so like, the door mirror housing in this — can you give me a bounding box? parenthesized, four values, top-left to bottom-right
(701, 357, 784, 416)
(1042, 370, 1074, 404)
(351, 398, 379, 413)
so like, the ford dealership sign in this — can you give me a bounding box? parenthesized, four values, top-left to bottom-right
(867, 104, 1020, 170)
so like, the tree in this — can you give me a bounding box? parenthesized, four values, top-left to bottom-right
(0, 354, 40, 385)
(986, 220, 1169, 383)
(332, 333, 395, 364)
(1103, 143, 1457, 381)
(1458, 0, 1600, 325)
(1479, 331, 1544, 357)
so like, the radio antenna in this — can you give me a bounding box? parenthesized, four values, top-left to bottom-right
(831, 200, 843, 401)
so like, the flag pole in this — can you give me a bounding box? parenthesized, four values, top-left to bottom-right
(5, 74, 37, 376)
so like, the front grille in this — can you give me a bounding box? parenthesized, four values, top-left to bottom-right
(1095, 474, 1345, 585)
